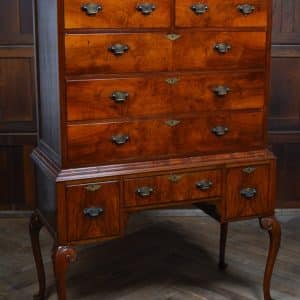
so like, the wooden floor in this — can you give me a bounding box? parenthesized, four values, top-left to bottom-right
(0, 214, 299, 300)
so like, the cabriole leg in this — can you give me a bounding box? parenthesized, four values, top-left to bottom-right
(259, 216, 281, 300)
(29, 211, 46, 300)
(219, 222, 228, 270)
(52, 245, 77, 300)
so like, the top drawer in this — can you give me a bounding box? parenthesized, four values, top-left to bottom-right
(176, 0, 268, 28)
(64, 0, 171, 29)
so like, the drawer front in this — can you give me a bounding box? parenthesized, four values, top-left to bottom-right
(67, 111, 264, 166)
(225, 164, 272, 220)
(176, 0, 268, 28)
(65, 32, 266, 75)
(66, 181, 120, 241)
(64, 0, 171, 29)
(66, 72, 265, 121)
(124, 169, 222, 207)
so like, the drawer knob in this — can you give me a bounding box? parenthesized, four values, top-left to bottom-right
(237, 4, 255, 15)
(196, 180, 213, 190)
(111, 91, 129, 103)
(136, 3, 156, 15)
(191, 3, 208, 15)
(81, 3, 102, 15)
(108, 44, 129, 56)
(213, 85, 231, 97)
(240, 187, 257, 199)
(136, 186, 154, 197)
(111, 134, 129, 145)
(212, 126, 229, 136)
(83, 207, 104, 217)
(214, 43, 231, 54)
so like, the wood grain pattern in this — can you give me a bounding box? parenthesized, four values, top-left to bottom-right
(66, 72, 265, 121)
(66, 181, 120, 241)
(176, 0, 268, 28)
(124, 169, 222, 207)
(65, 31, 266, 75)
(225, 164, 273, 220)
(64, 0, 171, 29)
(67, 111, 265, 166)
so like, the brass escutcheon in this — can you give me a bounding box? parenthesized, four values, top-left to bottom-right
(242, 166, 256, 174)
(165, 120, 181, 127)
(165, 78, 180, 85)
(166, 33, 181, 41)
(85, 184, 101, 192)
(168, 175, 182, 182)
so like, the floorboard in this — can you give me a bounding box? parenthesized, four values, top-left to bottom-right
(0, 214, 299, 300)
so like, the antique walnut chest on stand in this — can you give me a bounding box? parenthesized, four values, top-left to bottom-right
(30, 0, 281, 299)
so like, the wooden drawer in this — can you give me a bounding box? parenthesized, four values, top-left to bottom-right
(225, 164, 272, 220)
(176, 0, 268, 28)
(66, 111, 265, 166)
(66, 181, 120, 241)
(65, 32, 266, 75)
(66, 72, 265, 121)
(64, 0, 171, 29)
(124, 169, 222, 207)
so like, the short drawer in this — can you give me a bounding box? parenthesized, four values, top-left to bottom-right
(66, 181, 120, 241)
(124, 169, 222, 207)
(66, 72, 265, 121)
(65, 31, 266, 75)
(225, 164, 273, 220)
(64, 0, 171, 29)
(176, 0, 268, 28)
(67, 111, 265, 166)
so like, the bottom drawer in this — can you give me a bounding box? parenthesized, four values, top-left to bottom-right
(225, 164, 273, 220)
(66, 181, 120, 241)
(124, 169, 222, 208)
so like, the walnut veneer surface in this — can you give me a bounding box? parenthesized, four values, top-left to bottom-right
(31, 1, 281, 300)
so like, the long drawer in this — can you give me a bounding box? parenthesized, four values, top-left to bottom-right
(124, 169, 222, 207)
(176, 0, 268, 28)
(64, 0, 171, 29)
(65, 32, 266, 75)
(66, 111, 265, 165)
(66, 72, 265, 121)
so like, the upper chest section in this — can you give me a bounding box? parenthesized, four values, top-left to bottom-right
(64, 0, 269, 30)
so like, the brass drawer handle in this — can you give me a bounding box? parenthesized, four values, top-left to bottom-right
(85, 184, 101, 192)
(108, 44, 129, 56)
(166, 33, 181, 41)
(191, 3, 208, 15)
(214, 43, 231, 54)
(111, 134, 129, 145)
(111, 91, 129, 103)
(81, 3, 102, 15)
(83, 207, 104, 217)
(240, 187, 257, 199)
(213, 85, 230, 97)
(212, 126, 229, 136)
(237, 4, 255, 15)
(196, 180, 213, 190)
(136, 186, 154, 197)
(136, 3, 156, 15)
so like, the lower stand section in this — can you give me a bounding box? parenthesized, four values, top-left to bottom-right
(30, 210, 281, 300)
